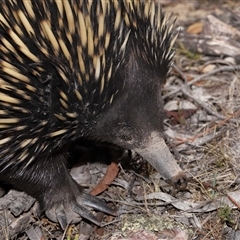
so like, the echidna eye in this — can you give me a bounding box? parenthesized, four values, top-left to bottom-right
(119, 134, 132, 141)
(116, 124, 134, 142)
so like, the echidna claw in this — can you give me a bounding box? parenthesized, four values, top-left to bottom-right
(56, 209, 68, 230)
(73, 203, 101, 226)
(81, 193, 117, 216)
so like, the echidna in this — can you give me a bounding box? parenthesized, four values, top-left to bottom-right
(0, 0, 187, 228)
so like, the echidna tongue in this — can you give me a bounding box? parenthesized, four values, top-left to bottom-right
(134, 132, 188, 190)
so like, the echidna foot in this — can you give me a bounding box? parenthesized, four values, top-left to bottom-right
(45, 190, 116, 229)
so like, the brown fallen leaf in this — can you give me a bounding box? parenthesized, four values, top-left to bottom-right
(90, 162, 119, 196)
(187, 21, 203, 34)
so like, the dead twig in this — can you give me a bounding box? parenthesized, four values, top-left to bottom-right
(164, 65, 240, 99)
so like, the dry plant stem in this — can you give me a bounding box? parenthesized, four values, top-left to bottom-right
(127, 176, 136, 198)
(175, 129, 226, 147)
(227, 194, 240, 209)
(130, 170, 150, 183)
(103, 198, 167, 208)
(143, 183, 150, 214)
(101, 218, 122, 227)
(61, 223, 70, 240)
(202, 59, 235, 68)
(173, 64, 188, 83)
(163, 65, 240, 100)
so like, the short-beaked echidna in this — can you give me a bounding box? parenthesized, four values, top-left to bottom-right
(0, 0, 187, 228)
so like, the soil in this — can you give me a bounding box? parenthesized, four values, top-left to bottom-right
(1, 0, 240, 239)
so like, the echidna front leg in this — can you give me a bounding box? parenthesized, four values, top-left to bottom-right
(44, 173, 116, 229)
(1, 153, 115, 229)
(44, 174, 116, 229)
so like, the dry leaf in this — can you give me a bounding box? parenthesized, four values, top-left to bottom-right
(187, 22, 203, 34)
(90, 162, 119, 196)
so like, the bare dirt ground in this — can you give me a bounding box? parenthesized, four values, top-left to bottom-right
(1, 0, 240, 239)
